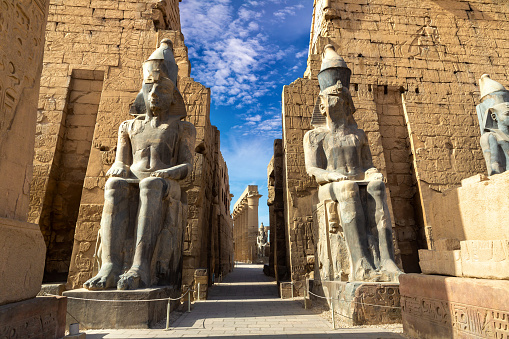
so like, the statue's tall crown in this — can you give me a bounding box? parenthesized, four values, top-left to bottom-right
(479, 74, 508, 102)
(318, 44, 351, 91)
(144, 38, 178, 87)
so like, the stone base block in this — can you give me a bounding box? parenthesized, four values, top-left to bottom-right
(309, 280, 401, 326)
(38, 283, 67, 296)
(0, 296, 67, 338)
(63, 287, 181, 329)
(0, 217, 46, 305)
(418, 249, 462, 276)
(400, 274, 509, 339)
(461, 240, 509, 280)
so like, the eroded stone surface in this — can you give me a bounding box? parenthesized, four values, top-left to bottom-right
(0, 296, 67, 339)
(310, 279, 401, 326)
(64, 287, 179, 329)
(401, 274, 509, 339)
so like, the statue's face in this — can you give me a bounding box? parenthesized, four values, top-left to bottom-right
(320, 87, 354, 121)
(493, 103, 509, 128)
(142, 60, 175, 115)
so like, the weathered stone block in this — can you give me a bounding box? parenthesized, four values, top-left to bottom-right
(0, 296, 67, 339)
(309, 280, 401, 326)
(461, 240, 509, 280)
(401, 274, 509, 339)
(0, 217, 46, 306)
(418, 249, 462, 277)
(63, 287, 180, 329)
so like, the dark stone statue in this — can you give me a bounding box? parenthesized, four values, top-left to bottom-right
(304, 45, 402, 282)
(477, 74, 509, 176)
(84, 39, 196, 290)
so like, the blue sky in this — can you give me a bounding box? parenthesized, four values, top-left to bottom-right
(180, 0, 313, 226)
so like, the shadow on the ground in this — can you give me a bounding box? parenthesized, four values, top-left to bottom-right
(173, 300, 310, 324)
(87, 333, 404, 339)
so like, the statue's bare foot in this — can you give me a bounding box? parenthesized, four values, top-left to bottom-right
(380, 259, 404, 282)
(117, 268, 145, 290)
(83, 264, 119, 290)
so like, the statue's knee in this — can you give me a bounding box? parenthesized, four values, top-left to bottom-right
(367, 180, 385, 195)
(338, 181, 359, 193)
(139, 177, 165, 191)
(105, 177, 129, 191)
(334, 181, 359, 201)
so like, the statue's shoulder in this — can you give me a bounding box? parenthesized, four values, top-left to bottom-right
(178, 120, 196, 134)
(119, 118, 138, 133)
(177, 120, 197, 143)
(304, 127, 327, 145)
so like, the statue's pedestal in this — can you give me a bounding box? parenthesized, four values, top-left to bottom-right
(309, 280, 401, 326)
(401, 274, 509, 339)
(0, 296, 67, 337)
(63, 287, 181, 329)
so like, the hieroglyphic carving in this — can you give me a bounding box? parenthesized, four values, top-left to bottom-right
(294, 216, 315, 256)
(354, 284, 402, 324)
(312, 0, 325, 48)
(461, 240, 509, 280)
(402, 295, 508, 338)
(1, 311, 58, 338)
(0, 0, 46, 144)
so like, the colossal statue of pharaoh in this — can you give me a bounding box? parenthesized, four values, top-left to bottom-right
(84, 39, 196, 290)
(477, 74, 509, 176)
(304, 45, 402, 282)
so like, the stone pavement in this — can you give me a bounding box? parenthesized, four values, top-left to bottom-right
(84, 264, 405, 338)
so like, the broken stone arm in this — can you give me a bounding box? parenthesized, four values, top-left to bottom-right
(106, 121, 133, 178)
(480, 132, 504, 175)
(360, 132, 383, 181)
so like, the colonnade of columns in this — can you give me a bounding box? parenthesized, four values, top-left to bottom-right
(232, 185, 261, 263)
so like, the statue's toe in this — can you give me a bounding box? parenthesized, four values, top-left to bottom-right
(117, 273, 141, 290)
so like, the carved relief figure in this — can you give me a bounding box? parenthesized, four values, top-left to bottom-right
(304, 45, 402, 282)
(405, 17, 443, 60)
(477, 74, 509, 176)
(84, 39, 196, 290)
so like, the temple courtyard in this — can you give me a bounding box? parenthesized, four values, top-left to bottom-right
(84, 264, 404, 338)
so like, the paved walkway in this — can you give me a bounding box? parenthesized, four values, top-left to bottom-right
(85, 264, 405, 338)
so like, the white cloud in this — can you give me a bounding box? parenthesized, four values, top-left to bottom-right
(273, 4, 305, 20)
(296, 49, 308, 58)
(180, 0, 302, 109)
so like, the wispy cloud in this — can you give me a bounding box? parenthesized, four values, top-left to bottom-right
(274, 4, 305, 20)
(180, 0, 305, 109)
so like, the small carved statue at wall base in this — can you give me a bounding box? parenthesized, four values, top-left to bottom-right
(477, 74, 509, 176)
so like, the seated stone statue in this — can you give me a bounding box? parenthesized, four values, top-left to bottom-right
(477, 75, 509, 176)
(304, 45, 402, 282)
(84, 39, 196, 290)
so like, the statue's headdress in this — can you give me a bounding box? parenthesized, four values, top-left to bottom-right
(143, 38, 178, 87)
(130, 39, 186, 119)
(476, 74, 509, 133)
(317, 44, 351, 91)
(312, 45, 354, 128)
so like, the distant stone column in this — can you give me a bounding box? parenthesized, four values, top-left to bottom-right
(247, 193, 262, 263)
(232, 185, 262, 263)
